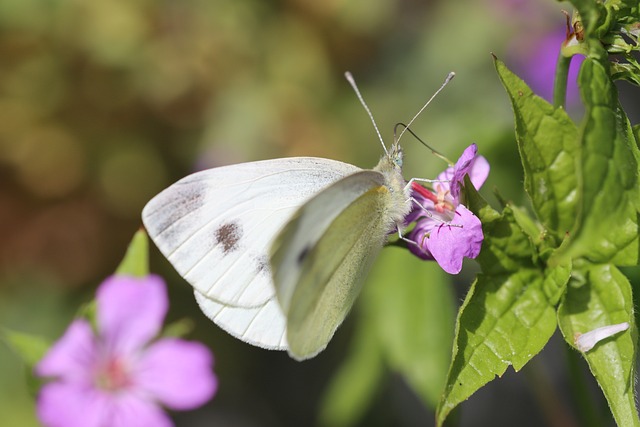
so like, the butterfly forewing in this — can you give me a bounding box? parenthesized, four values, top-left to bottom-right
(143, 157, 359, 308)
(270, 171, 393, 359)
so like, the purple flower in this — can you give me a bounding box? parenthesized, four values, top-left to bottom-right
(407, 144, 489, 274)
(35, 275, 217, 427)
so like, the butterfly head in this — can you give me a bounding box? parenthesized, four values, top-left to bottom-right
(389, 141, 404, 169)
(374, 139, 405, 179)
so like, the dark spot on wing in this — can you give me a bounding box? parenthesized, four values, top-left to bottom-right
(297, 245, 310, 265)
(215, 221, 242, 253)
(255, 255, 271, 275)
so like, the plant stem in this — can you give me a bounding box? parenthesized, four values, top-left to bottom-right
(553, 52, 572, 109)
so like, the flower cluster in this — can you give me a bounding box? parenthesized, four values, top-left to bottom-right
(35, 275, 217, 427)
(406, 143, 489, 274)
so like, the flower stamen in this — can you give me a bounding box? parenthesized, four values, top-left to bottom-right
(95, 357, 131, 392)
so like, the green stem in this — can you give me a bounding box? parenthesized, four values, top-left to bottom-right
(553, 52, 572, 109)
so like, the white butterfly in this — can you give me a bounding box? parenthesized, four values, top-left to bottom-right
(142, 72, 454, 360)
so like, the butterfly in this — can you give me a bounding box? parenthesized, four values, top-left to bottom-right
(142, 72, 454, 360)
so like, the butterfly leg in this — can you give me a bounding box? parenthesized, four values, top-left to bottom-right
(395, 224, 420, 247)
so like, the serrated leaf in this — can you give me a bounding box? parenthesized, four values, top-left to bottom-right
(115, 229, 149, 277)
(508, 204, 543, 243)
(476, 205, 537, 275)
(1, 329, 50, 367)
(366, 248, 455, 407)
(542, 259, 571, 305)
(558, 263, 639, 427)
(436, 269, 557, 426)
(560, 59, 640, 265)
(495, 58, 580, 236)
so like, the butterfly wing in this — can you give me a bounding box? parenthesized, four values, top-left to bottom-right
(270, 171, 397, 359)
(193, 291, 288, 349)
(142, 157, 360, 349)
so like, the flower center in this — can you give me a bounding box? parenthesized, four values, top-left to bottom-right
(411, 181, 456, 216)
(433, 184, 455, 214)
(95, 356, 131, 392)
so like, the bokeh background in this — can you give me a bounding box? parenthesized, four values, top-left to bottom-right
(1, 0, 639, 426)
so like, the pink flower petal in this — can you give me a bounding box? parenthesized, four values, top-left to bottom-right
(435, 144, 489, 201)
(106, 393, 174, 427)
(435, 166, 454, 193)
(37, 383, 109, 427)
(467, 155, 490, 191)
(407, 218, 436, 260)
(97, 275, 168, 354)
(37, 382, 175, 427)
(134, 339, 217, 410)
(451, 144, 489, 199)
(453, 143, 479, 173)
(35, 320, 96, 383)
(427, 205, 483, 274)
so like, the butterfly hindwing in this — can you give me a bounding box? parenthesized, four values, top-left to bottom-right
(193, 291, 288, 350)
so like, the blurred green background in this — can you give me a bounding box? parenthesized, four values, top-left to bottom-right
(1, 0, 638, 426)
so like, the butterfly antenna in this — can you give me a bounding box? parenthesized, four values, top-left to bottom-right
(394, 123, 451, 164)
(345, 71, 388, 156)
(397, 72, 455, 143)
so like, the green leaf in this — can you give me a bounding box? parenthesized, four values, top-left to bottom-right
(160, 318, 195, 338)
(558, 263, 639, 427)
(508, 204, 543, 243)
(115, 229, 149, 277)
(542, 259, 571, 306)
(366, 248, 455, 407)
(494, 57, 580, 236)
(1, 329, 50, 368)
(436, 269, 557, 426)
(476, 205, 537, 275)
(559, 58, 640, 265)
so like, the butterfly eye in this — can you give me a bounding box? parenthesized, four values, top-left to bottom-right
(393, 147, 404, 168)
